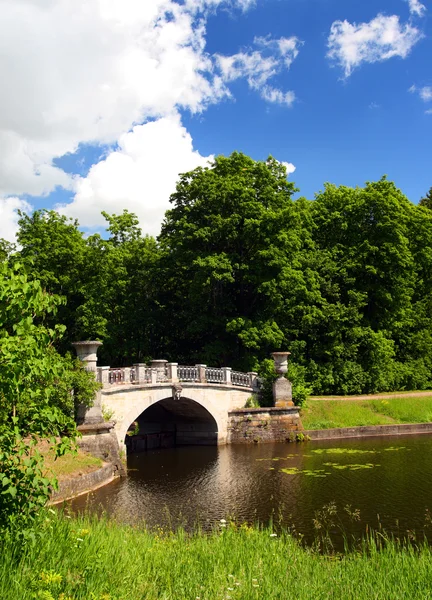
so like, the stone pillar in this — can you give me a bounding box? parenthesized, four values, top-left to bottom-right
(271, 351, 293, 408)
(222, 367, 232, 385)
(248, 371, 258, 390)
(72, 341, 104, 424)
(97, 366, 110, 388)
(167, 362, 178, 382)
(133, 363, 147, 384)
(196, 364, 207, 383)
(151, 359, 168, 382)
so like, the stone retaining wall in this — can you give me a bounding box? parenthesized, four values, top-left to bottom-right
(49, 463, 117, 504)
(304, 422, 432, 440)
(228, 406, 302, 444)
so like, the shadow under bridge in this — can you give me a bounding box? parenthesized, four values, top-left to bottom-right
(125, 397, 218, 453)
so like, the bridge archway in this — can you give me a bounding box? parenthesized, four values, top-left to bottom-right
(122, 396, 220, 453)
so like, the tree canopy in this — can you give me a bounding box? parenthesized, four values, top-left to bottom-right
(10, 153, 432, 395)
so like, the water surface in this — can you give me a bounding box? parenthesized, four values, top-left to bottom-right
(69, 435, 432, 542)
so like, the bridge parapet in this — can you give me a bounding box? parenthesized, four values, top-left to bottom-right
(97, 362, 259, 390)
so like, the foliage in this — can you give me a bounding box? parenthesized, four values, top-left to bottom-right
(157, 152, 308, 368)
(0, 262, 97, 534)
(419, 187, 432, 210)
(101, 405, 115, 422)
(12, 158, 432, 396)
(2, 512, 432, 599)
(16, 209, 160, 366)
(244, 395, 260, 408)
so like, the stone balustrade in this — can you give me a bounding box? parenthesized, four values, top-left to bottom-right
(97, 361, 258, 390)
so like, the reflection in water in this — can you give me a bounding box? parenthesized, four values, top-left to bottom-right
(69, 435, 432, 541)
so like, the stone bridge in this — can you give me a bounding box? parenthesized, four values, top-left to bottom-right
(98, 361, 258, 451)
(73, 342, 300, 459)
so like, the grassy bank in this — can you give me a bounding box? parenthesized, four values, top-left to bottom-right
(1, 513, 432, 600)
(39, 443, 102, 481)
(301, 396, 432, 430)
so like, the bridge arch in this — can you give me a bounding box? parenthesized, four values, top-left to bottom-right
(116, 390, 225, 452)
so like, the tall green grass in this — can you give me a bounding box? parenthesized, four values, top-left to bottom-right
(302, 396, 432, 430)
(1, 512, 432, 599)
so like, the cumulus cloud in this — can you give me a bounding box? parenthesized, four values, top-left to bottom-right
(0, 0, 244, 201)
(281, 161, 296, 176)
(0, 0, 266, 238)
(0, 197, 32, 242)
(215, 35, 301, 106)
(327, 14, 423, 77)
(1, 0, 303, 241)
(57, 115, 213, 237)
(406, 0, 426, 17)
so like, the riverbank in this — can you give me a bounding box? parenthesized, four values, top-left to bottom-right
(1, 512, 432, 599)
(41, 443, 103, 481)
(301, 395, 432, 430)
(39, 444, 119, 503)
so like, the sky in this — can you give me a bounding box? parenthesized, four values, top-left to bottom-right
(0, 0, 431, 242)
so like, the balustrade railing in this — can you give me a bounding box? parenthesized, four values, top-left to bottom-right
(178, 366, 198, 382)
(205, 367, 224, 384)
(97, 363, 257, 389)
(231, 370, 251, 387)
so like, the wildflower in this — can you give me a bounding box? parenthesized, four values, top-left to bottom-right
(270, 533, 277, 537)
(76, 537, 84, 542)
(228, 588, 234, 591)
(220, 519, 227, 523)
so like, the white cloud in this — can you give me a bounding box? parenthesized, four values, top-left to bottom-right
(406, 0, 426, 17)
(419, 87, 432, 101)
(0, 0, 253, 200)
(0, 0, 301, 240)
(410, 84, 432, 100)
(0, 197, 32, 242)
(327, 14, 423, 77)
(57, 115, 213, 237)
(215, 35, 301, 106)
(410, 85, 432, 112)
(261, 86, 296, 107)
(281, 161, 296, 176)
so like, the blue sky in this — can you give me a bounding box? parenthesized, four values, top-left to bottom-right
(0, 0, 431, 240)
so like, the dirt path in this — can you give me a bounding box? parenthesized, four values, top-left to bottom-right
(309, 391, 432, 401)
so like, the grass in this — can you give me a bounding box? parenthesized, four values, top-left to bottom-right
(301, 396, 432, 430)
(38, 443, 103, 481)
(2, 512, 432, 599)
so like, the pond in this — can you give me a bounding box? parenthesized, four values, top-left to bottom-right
(69, 434, 432, 543)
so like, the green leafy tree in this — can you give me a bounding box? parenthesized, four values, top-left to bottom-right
(77, 210, 160, 365)
(307, 178, 429, 393)
(157, 152, 313, 369)
(16, 209, 88, 351)
(16, 209, 160, 366)
(419, 187, 432, 210)
(0, 262, 98, 535)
